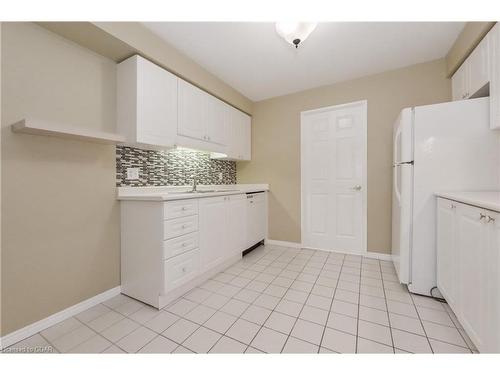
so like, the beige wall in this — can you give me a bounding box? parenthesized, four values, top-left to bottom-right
(38, 22, 253, 115)
(237, 59, 451, 254)
(445, 22, 496, 77)
(1, 23, 120, 335)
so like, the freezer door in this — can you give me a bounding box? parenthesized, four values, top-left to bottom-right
(392, 163, 413, 284)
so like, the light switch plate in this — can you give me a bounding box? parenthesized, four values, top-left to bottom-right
(126, 168, 139, 180)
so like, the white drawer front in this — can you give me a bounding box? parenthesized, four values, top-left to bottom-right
(164, 249, 200, 293)
(163, 232, 199, 259)
(164, 199, 198, 220)
(164, 215, 198, 240)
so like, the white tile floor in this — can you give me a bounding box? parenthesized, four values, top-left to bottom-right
(3, 245, 477, 354)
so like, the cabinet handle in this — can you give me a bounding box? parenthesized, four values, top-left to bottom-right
(487, 216, 496, 223)
(479, 213, 487, 221)
(450, 203, 456, 209)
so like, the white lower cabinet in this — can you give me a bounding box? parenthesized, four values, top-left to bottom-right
(436, 199, 459, 309)
(199, 194, 247, 272)
(437, 198, 499, 352)
(121, 192, 262, 309)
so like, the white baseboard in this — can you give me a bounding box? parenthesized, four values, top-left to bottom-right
(0, 286, 121, 350)
(364, 252, 393, 261)
(272, 241, 393, 261)
(264, 239, 302, 248)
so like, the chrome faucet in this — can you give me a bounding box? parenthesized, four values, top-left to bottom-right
(190, 175, 198, 192)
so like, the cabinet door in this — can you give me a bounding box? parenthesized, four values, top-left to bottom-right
(199, 196, 227, 271)
(226, 195, 247, 255)
(468, 36, 490, 97)
(227, 108, 242, 160)
(457, 203, 488, 351)
(205, 96, 227, 145)
(486, 210, 500, 352)
(117, 55, 177, 148)
(489, 24, 500, 130)
(178, 80, 206, 141)
(452, 63, 469, 101)
(136, 57, 178, 147)
(241, 113, 252, 161)
(436, 198, 458, 309)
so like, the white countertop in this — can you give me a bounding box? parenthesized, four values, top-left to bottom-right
(117, 184, 269, 201)
(436, 191, 500, 212)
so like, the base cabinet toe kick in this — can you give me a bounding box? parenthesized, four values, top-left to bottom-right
(120, 192, 268, 308)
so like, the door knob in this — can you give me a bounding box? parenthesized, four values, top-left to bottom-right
(352, 185, 362, 191)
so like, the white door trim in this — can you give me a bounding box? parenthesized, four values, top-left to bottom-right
(300, 100, 368, 254)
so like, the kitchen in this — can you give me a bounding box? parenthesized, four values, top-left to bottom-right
(1, 3, 500, 368)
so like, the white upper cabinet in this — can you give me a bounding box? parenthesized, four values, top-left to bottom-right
(451, 36, 489, 101)
(451, 63, 468, 101)
(117, 55, 178, 149)
(452, 24, 500, 129)
(205, 94, 228, 145)
(178, 79, 229, 149)
(224, 109, 251, 161)
(488, 24, 500, 130)
(118, 55, 252, 154)
(468, 36, 490, 96)
(178, 79, 205, 141)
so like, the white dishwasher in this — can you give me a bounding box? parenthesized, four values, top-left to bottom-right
(246, 191, 267, 251)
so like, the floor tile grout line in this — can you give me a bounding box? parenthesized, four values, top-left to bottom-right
(317, 253, 347, 353)
(408, 290, 434, 353)
(15, 245, 474, 354)
(354, 257, 364, 353)
(376, 257, 396, 353)
(440, 301, 474, 353)
(177, 246, 302, 353)
(280, 251, 331, 353)
(249, 249, 316, 352)
(205, 249, 293, 353)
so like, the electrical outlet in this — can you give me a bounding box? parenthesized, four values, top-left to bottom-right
(126, 168, 139, 180)
(218, 172, 223, 182)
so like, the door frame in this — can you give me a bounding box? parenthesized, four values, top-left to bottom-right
(300, 100, 368, 255)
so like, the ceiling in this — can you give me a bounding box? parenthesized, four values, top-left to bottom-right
(143, 22, 465, 101)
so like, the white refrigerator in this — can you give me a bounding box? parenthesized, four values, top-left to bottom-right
(392, 97, 499, 296)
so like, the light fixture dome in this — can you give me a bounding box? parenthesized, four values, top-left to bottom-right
(275, 22, 317, 48)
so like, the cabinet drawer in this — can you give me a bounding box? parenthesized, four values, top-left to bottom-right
(163, 232, 198, 259)
(163, 249, 200, 293)
(164, 199, 198, 220)
(164, 215, 198, 240)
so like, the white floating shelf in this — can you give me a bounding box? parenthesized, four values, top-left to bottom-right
(11, 118, 125, 144)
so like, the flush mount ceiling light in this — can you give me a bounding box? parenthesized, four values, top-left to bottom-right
(275, 22, 317, 48)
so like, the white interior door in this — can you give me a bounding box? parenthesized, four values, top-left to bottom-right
(301, 101, 367, 254)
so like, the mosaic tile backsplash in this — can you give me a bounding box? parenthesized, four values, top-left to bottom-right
(116, 146, 237, 187)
